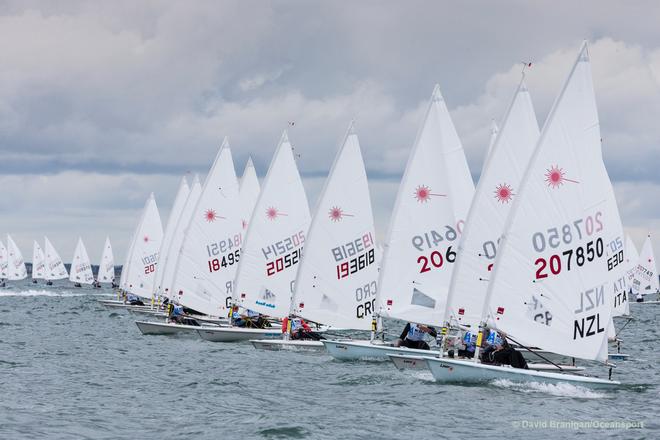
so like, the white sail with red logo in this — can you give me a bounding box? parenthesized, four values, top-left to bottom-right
(6, 235, 27, 280)
(634, 235, 659, 295)
(121, 193, 163, 297)
(235, 131, 311, 317)
(160, 175, 202, 300)
(482, 42, 625, 362)
(170, 139, 241, 316)
(445, 79, 539, 330)
(152, 176, 190, 296)
(239, 157, 261, 233)
(378, 85, 474, 326)
(291, 124, 379, 330)
(96, 237, 115, 284)
(0, 241, 7, 278)
(69, 237, 94, 285)
(32, 241, 46, 280)
(44, 236, 68, 280)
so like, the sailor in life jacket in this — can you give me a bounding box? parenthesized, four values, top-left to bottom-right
(396, 322, 437, 350)
(126, 293, 144, 306)
(168, 303, 185, 323)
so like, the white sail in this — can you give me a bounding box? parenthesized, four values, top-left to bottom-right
(170, 139, 242, 316)
(611, 235, 636, 316)
(0, 241, 8, 278)
(239, 157, 261, 232)
(121, 193, 164, 297)
(481, 120, 500, 174)
(152, 176, 190, 296)
(44, 236, 68, 280)
(32, 241, 46, 279)
(6, 235, 27, 280)
(635, 235, 659, 295)
(483, 42, 625, 362)
(292, 125, 379, 330)
(445, 79, 539, 330)
(160, 175, 202, 300)
(236, 132, 311, 317)
(97, 237, 115, 284)
(379, 85, 475, 326)
(69, 237, 95, 284)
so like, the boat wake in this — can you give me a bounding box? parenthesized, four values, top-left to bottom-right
(490, 378, 608, 399)
(0, 289, 84, 298)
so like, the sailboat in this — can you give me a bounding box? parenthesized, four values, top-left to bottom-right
(44, 236, 68, 285)
(250, 124, 380, 349)
(0, 240, 8, 287)
(96, 237, 116, 287)
(69, 238, 95, 287)
(424, 42, 624, 387)
(32, 241, 46, 283)
(151, 176, 190, 301)
(323, 85, 475, 360)
(6, 235, 27, 281)
(119, 193, 164, 298)
(229, 132, 312, 349)
(632, 235, 659, 303)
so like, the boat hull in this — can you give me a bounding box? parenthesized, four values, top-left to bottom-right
(196, 327, 281, 342)
(250, 339, 325, 351)
(135, 321, 208, 335)
(388, 354, 585, 372)
(425, 357, 619, 388)
(322, 339, 441, 360)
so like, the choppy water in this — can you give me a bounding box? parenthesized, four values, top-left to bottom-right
(1, 280, 658, 439)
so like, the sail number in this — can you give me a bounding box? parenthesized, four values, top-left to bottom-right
(332, 233, 375, 262)
(206, 234, 242, 257)
(266, 248, 303, 276)
(142, 252, 158, 274)
(531, 212, 603, 253)
(336, 249, 376, 279)
(262, 231, 305, 260)
(534, 238, 604, 279)
(417, 247, 456, 273)
(412, 224, 463, 251)
(208, 250, 240, 272)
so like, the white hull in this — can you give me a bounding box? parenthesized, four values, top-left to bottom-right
(322, 339, 441, 360)
(135, 321, 208, 335)
(197, 327, 280, 342)
(517, 346, 629, 362)
(632, 300, 660, 304)
(250, 339, 325, 351)
(425, 357, 619, 388)
(388, 354, 584, 372)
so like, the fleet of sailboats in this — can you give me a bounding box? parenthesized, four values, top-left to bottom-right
(3, 41, 659, 390)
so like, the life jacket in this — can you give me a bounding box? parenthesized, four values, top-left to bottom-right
(463, 332, 477, 352)
(486, 330, 503, 347)
(172, 305, 184, 317)
(406, 324, 425, 342)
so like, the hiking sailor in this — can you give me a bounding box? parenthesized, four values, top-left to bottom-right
(395, 322, 437, 350)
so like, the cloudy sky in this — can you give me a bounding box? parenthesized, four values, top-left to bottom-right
(1, 0, 659, 263)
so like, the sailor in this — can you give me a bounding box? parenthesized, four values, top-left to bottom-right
(231, 306, 247, 327)
(288, 317, 324, 341)
(395, 322, 437, 350)
(457, 330, 478, 358)
(635, 291, 644, 303)
(169, 303, 185, 323)
(480, 329, 527, 369)
(126, 293, 144, 306)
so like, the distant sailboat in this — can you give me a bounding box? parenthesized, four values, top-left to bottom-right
(6, 235, 27, 281)
(0, 240, 8, 286)
(633, 235, 659, 303)
(69, 238, 95, 287)
(96, 237, 116, 287)
(159, 175, 202, 301)
(32, 241, 46, 283)
(44, 236, 68, 285)
(152, 177, 190, 300)
(119, 193, 164, 298)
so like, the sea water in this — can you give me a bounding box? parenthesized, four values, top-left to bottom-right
(0, 279, 657, 439)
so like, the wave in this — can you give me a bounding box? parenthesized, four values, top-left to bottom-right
(0, 289, 100, 298)
(491, 378, 608, 399)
